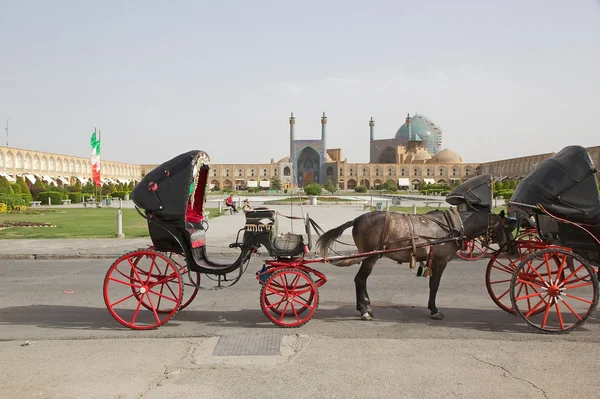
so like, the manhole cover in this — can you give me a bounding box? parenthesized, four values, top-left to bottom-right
(213, 334, 281, 356)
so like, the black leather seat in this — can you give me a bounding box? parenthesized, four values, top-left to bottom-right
(545, 204, 600, 225)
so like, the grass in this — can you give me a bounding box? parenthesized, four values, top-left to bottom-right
(0, 204, 508, 239)
(0, 208, 221, 239)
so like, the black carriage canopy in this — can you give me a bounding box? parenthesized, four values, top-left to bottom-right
(445, 174, 493, 212)
(131, 150, 210, 222)
(510, 145, 600, 222)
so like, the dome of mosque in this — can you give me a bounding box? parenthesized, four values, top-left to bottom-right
(394, 113, 442, 155)
(430, 148, 463, 163)
(277, 156, 291, 163)
(413, 148, 432, 161)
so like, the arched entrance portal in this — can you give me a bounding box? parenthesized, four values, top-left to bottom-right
(296, 147, 321, 187)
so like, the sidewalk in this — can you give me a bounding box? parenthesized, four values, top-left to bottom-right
(0, 205, 366, 260)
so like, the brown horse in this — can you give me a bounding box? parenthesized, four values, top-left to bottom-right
(315, 209, 516, 320)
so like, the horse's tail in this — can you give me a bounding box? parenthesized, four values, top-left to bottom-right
(315, 218, 366, 267)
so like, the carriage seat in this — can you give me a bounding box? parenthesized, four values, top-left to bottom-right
(545, 203, 600, 225)
(272, 232, 306, 257)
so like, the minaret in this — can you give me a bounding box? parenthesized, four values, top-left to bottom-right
(369, 117, 375, 142)
(406, 113, 412, 140)
(289, 112, 295, 159)
(321, 111, 327, 148)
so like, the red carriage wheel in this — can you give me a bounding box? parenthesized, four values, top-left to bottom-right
(486, 251, 547, 315)
(163, 252, 201, 311)
(456, 237, 488, 261)
(104, 250, 183, 330)
(134, 249, 201, 312)
(262, 274, 315, 316)
(510, 248, 599, 334)
(515, 229, 543, 259)
(260, 268, 319, 327)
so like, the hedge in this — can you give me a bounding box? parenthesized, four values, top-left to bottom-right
(0, 194, 27, 209)
(354, 185, 367, 193)
(38, 191, 66, 205)
(67, 192, 84, 203)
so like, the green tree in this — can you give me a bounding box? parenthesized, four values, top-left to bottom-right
(0, 176, 10, 194)
(494, 181, 502, 192)
(82, 181, 95, 194)
(324, 179, 337, 194)
(128, 181, 135, 191)
(102, 182, 117, 195)
(270, 176, 282, 191)
(304, 183, 323, 196)
(10, 182, 21, 194)
(382, 179, 397, 192)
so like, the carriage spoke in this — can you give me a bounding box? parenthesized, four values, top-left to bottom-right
(558, 297, 584, 320)
(147, 289, 179, 303)
(554, 301, 565, 330)
(563, 293, 594, 305)
(524, 296, 547, 318)
(110, 293, 136, 307)
(108, 276, 142, 289)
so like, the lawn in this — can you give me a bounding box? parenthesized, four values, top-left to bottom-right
(0, 208, 220, 239)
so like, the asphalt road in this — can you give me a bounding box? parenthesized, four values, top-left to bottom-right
(2, 257, 599, 342)
(3, 257, 600, 399)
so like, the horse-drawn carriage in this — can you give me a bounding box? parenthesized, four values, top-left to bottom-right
(503, 145, 600, 333)
(103, 149, 513, 330)
(103, 145, 598, 334)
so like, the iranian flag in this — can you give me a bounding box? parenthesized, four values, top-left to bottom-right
(90, 129, 101, 187)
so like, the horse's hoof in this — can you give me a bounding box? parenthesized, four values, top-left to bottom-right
(430, 312, 444, 320)
(368, 310, 374, 317)
(361, 313, 373, 321)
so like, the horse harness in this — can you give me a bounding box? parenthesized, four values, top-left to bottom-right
(380, 208, 466, 277)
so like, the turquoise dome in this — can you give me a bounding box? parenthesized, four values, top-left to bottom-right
(394, 114, 442, 155)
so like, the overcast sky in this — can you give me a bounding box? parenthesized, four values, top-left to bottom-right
(1, 0, 599, 165)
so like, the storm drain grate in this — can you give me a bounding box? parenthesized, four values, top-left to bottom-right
(213, 334, 281, 356)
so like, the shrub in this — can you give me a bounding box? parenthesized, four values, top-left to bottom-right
(67, 192, 84, 203)
(0, 203, 7, 213)
(0, 194, 26, 209)
(304, 183, 323, 196)
(38, 191, 65, 205)
(354, 185, 367, 193)
(12, 205, 27, 212)
(324, 179, 338, 194)
(381, 179, 397, 192)
(247, 187, 260, 193)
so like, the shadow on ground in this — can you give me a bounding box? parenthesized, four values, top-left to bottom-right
(1, 303, 598, 338)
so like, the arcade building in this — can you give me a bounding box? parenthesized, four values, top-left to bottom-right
(1, 112, 599, 190)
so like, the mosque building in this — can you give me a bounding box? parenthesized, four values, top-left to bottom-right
(1, 112, 599, 191)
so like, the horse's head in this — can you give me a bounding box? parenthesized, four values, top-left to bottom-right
(484, 210, 518, 249)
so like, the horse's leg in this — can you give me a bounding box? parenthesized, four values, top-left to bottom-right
(428, 260, 448, 320)
(354, 256, 378, 321)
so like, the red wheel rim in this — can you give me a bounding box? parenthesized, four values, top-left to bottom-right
(263, 277, 314, 316)
(457, 238, 488, 261)
(104, 250, 183, 330)
(165, 252, 200, 311)
(515, 231, 543, 259)
(260, 269, 318, 327)
(486, 251, 547, 315)
(511, 249, 598, 333)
